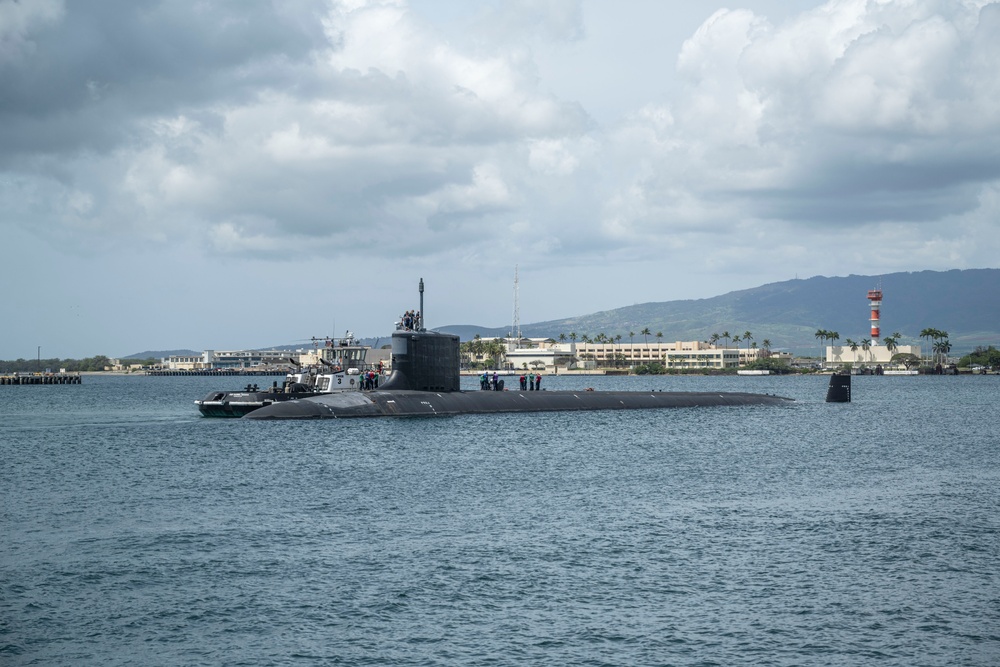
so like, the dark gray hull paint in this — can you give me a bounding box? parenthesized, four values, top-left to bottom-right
(243, 388, 794, 419)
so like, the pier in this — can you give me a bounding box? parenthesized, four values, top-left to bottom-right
(1, 373, 82, 385)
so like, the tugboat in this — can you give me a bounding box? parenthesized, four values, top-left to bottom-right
(195, 332, 377, 417)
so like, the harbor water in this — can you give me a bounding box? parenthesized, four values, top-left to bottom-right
(2, 374, 999, 665)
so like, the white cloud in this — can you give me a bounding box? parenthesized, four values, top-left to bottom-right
(606, 0, 1000, 246)
(414, 163, 512, 218)
(1, 0, 999, 356)
(0, 0, 63, 62)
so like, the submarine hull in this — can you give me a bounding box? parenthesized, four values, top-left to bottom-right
(244, 388, 793, 419)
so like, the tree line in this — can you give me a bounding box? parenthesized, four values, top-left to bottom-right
(460, 336, 508, 370)
(958, 345, 1000, 370)
(0, 356, 157, 373)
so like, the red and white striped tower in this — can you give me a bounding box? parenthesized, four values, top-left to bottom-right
(867, 287, 882, 338)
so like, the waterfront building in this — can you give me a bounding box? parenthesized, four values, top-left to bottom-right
(165, 349, 302, 371)
(472, 338, 791, 372)
(164, 343, 391, 372)
(160, 354, 205, 371)
(574, 341, 792, 370)
(826, 344, 921, 367)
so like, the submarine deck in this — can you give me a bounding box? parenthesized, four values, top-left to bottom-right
(244, 388, 794, 419)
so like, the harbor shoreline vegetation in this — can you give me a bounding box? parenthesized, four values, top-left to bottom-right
(959, 345, 1000, 369)
(6, 339, 999, 378)
(0, 356, 157, 374)
(455, 326, 999, 375)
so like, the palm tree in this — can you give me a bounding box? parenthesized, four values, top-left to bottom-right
(732, 335, 741, 364)
(861, 338, 872, 367)
(641, 327, 651, 345)
(722, 331, 731, 349)
(846, 338, 859, 366)
(596, 334, 608, 366)
(480, 338, 504, 369)
(814, 329, 828, 366)
(710, 333, 720, 348)
(467, 334, 486, 367)
(883, 335, 898, 358)
(629, 331, 635, 365)
(919, 328, 946, 367)
(890, 332, 903, 365)
(761, 339, 772, 358)
(558, 333, 566, 343)
(932, 337, 951, 366)
(923, 329, 948, 366)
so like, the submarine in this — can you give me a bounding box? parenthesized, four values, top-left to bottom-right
(244, 279, 797, 420)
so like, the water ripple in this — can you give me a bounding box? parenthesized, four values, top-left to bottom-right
(2, 375, 999, 665)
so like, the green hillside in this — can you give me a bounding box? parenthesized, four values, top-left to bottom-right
(441, 268, 1000, 355)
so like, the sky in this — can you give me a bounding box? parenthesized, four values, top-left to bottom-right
(2, 0, 999, 359)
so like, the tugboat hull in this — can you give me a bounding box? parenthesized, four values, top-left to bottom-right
(195, 389, 322, 418)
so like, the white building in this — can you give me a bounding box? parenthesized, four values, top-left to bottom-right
(165, 341, 390, 372)
(162, 354, 206, 371)
(564, 340, 789, 370)
(165, 348, 307, 370)
(826, 344, 921, 367)
(477, 338, 790, 372)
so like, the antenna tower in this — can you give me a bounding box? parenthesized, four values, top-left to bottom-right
(511, 265, 521, 341)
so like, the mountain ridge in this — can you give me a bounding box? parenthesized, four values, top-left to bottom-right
(438, 268, 1000, 355)
(125, 269, 999, 358)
